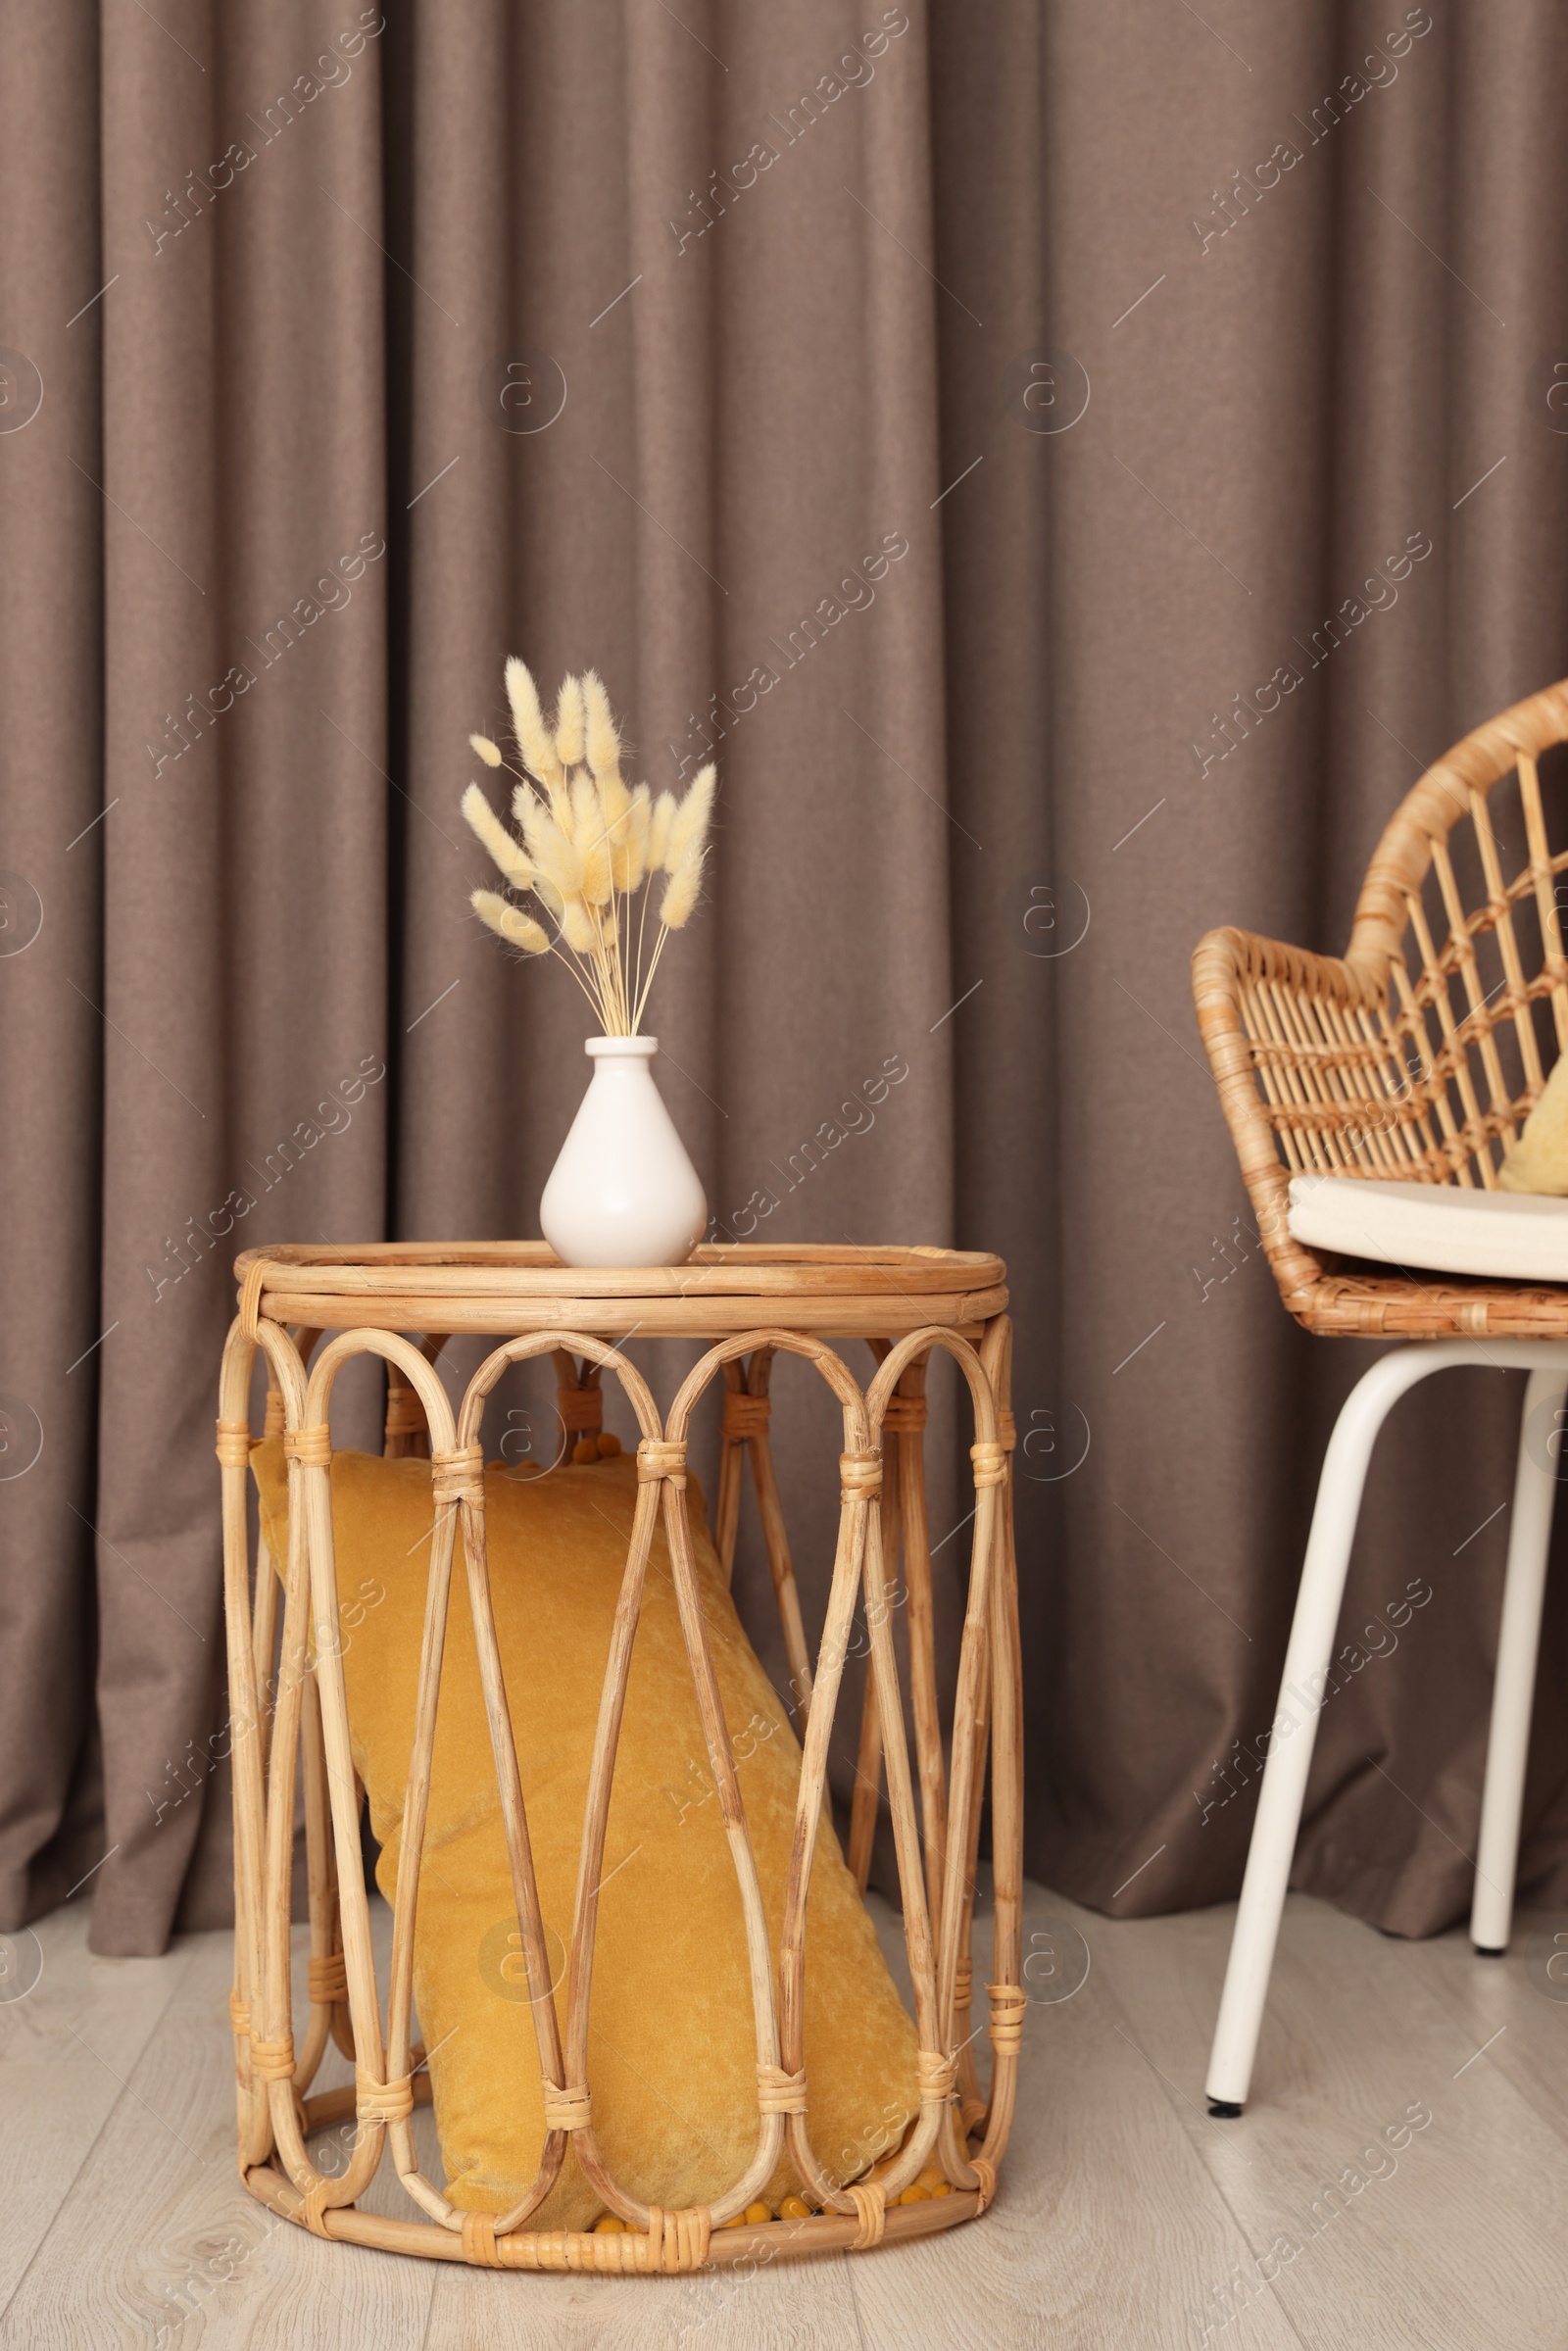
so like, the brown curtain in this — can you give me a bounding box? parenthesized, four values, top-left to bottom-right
(5, 0, 1568, 1957)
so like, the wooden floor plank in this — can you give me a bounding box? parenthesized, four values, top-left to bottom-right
(848, 1884, 1301, 2351)
(10, 1883, 1565, 2346)
(0, 1913, 435, 2351)
(0, 1900, 198, 2316)
(1393, 1905, 1568, 2163)
(1089, 1890, 1568, 2351)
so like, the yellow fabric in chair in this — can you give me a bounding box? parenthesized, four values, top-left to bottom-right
(250, 1441, 918, 2228)
(1499, 1051, 1568, 1194)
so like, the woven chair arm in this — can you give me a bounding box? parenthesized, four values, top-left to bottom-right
(1191, 925, 1350, 1312)
(1193, 924, 1381, 1012)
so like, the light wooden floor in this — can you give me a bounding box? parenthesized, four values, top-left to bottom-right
(3, 1877, 1566, 2348)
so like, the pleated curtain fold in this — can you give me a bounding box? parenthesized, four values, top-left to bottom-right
(3, 0, 1568, 1955)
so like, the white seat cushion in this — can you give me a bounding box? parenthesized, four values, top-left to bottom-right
(1287, 1174, 1568, 1282)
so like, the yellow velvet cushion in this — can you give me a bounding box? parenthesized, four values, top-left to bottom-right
(251, 1440, 918, 2225)
(1499, 1051, 1568, 1193)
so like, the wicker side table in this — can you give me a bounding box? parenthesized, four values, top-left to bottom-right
(216, 1243, 1023, 2272)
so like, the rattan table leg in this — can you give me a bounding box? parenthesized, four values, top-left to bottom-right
(847, 1653, 883, 1894)
(714, 1357, 749, 1579)
(741, 1350, 816, 1728)
(893, 1354, 948, 1941)
(847, 1344, 903, 1891)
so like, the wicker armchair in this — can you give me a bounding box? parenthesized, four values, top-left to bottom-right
(1191, 677, 1568, 2113)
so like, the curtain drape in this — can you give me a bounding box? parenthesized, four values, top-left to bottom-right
(5, 0, 1568, 1957)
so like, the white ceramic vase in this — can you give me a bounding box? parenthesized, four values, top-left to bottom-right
(539, 1036, 708, 1269)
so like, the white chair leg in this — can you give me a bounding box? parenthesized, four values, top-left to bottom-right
(1470, 1365, 1566, 1954)
(1204, 1343, 1469, 2115)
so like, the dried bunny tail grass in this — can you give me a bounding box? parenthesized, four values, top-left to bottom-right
(631, 837, 707, 1028)
(516, 794, 585, 902)
(461, 783, 536, 894)
(504, 658, 567, 793)
(612, 784, 651, 894)
(647, 789, 678, 871)
(514, 777, 572, 858)
(660, 843, 705, 931)
(471, 889, 549, 955)
(666, 763, 715, 869)
(559, 899, 599, 955)
(582, 669, 623, 782)
(554, 673, 587, 768)
(599, 764, 632, 838)
(573, 773, 613, 905)
(593, 745, 632, 860)
(469, 733, 504, 768)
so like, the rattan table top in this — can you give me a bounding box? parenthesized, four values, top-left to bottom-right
(232, 1241, 1009, 1340)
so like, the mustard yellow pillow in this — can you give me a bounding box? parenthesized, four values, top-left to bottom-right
(251, 1441, 918, 2226)
(1499, 1051, 1568, 1193)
